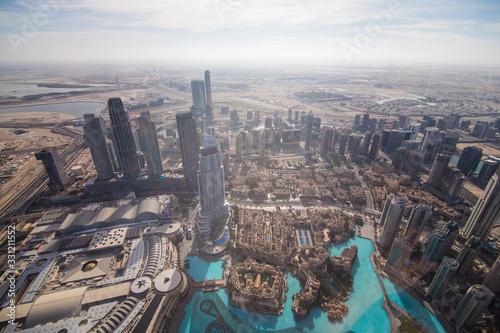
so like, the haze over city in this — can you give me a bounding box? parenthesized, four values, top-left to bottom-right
(1, 0, 500, 66)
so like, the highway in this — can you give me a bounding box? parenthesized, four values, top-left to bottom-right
(0, 123, 85, 220)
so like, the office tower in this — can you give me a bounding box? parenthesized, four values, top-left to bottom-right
(204, 70, 212, 105)
(347, 133, 362, 157)
(259, 131, 266, 158)
(476, 158, 499, 184)
(137, 111, 163, 177)
(408, 123, 420, 140)
(386, 238, 412, 271)
(427, 256, 458, 299)
(369, 132, 381, 160)
(404, 205, 432, 247)
(265, 117, 273, 129)
(108, 97, 141, 179)
(382, 130, 411, 154)
(457, 236, 482, 275)
(354, 114, 361, 127)
(295, 111, 299, 123)
(35, 147, 68, 191)
(460, 120, 471, 131)
(254, 110, 260, 122)
(369, 118, 377, 129)
(320, 127, 334, 155)
(379, 196, 407, 249)
(457, 146, 482, 178)
(418, 221, 459, 275)
(426, 153, 465, 204)
(83, 114, 114, 180)
(363, 131, 373, 156)
(464, 168, 500, 241)
(288, 109, 293, 122)
(313, 117, 321, 129)
(362, 114, 370, 128)
(176, 111, 199, 191)
(338, 133, 348, 155)
(197, 135, 229, 241)
(236, 134, 242, 160)
(305, 113, 314, 151)
(452, 285, 494, 328)
(483, 254, 500, 294)
(245, 131, 252, 156)
(191, 80, 206, 110)
(247, 110, 253, 121)
(230, 110, 240, 124)
(378, 118, 386, 130)
(392, 148, 424, 179)
(398, 115, 410, 128)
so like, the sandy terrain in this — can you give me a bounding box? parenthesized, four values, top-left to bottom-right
(0, 112, 75, 151)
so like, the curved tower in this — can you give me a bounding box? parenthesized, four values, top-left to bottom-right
(197, 135, 228, 241)
(108, 98, 141, 179)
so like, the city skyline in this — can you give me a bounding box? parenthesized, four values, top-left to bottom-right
(0, 0, 499, 67)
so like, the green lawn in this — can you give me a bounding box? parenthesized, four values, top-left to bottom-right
(398, 313, 422, 333)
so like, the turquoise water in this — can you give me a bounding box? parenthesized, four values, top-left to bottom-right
(180, 234, 446, 332)
(383, 277, 447, 333)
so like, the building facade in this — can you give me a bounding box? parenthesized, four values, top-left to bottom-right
(176, 111, 199, 191)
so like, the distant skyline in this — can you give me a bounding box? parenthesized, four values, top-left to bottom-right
(1, 0, 500, 67)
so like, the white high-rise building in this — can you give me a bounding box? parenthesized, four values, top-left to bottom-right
(379, 196, 407, 249)
(197, 135, 229, 241)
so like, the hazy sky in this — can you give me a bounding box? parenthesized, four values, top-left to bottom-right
(1, 0, 499, 67)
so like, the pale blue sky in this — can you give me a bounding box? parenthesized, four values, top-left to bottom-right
(1, 0, 499, 66)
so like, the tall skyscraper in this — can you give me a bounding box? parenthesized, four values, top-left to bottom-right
(259, 131, 266, 158)
(379, 196, 407, 249)
(236, 134, 242, 161)
(320, 127, 334, 155)
(204, 70, 213, 123)
(176, 111, 199, 191)
(137, 111, 163, 177)
(108, 97, 141, 179)
(363, 131, 372, 156)
(35, 147, 68, 191)
(347, 134, 362, 157)
(418, 221, 459, 275)
(191, 80, 206, 110)
(338, 133, 348, 155)
(305, 112, 314, 151)
(288, 109, 293, 122)
(369, 132, 381, 160)
(427, 256, 458, 299)
(404, 205, 432, 247)
(456, 146, 482, 178)
(451, 285, 494, 328)
(457, 236, 482, 275)
(483, 254, 500, 294)
(197, 135, 229, 241)
(83, 114, 114, 180)
(463, 168, 500, 241)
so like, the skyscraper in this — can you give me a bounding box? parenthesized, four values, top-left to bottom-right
(259, 131, 266, 158)
(457, 236, 482, 275)
(137, 111, 163, 177)
(347, 133, 362, 157)
(427, 256, 458, 299)
(463, 168, 500, 241)
(83, 114, 115, 180)
(305, 112, 314, 151)
(379, 196, 407, 249)
(418, 221, 459, 275)
(451, 285, 494, 328)
(176, 111, 199, 191)
(204, 70, 213, 123)
(35, 147, 68, 191)
(404, 205, 432, 247)
(456, 146, 482, 178)
(197, 135, 229, 241)
(483, 254, 500, 294)
(108, 97, 141, 179)
(363, 131, 372, 156)
(236, 134, 242, 161)
(369, 132, 381, 160)
(320, 127, 334, 155)
(191, 80, 206, 110)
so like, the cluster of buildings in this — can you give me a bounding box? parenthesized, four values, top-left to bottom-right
(0, 196, 187, 332)
(227, 258, 287, 315)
